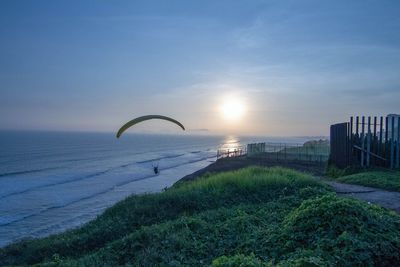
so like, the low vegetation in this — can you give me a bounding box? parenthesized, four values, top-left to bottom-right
(327, 164, 400, 192)
(335, 170, 400, 192)
(326, 165, 362, 178)
(1, 166, 399, 266)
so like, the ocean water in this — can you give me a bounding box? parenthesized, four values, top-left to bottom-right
(0, 131, 312, 247)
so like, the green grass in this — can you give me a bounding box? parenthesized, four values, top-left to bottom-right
(335, 170, 400, 192)
(1, 166, 399, 266)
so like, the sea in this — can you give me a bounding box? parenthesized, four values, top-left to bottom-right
(0, 131, 316, 247)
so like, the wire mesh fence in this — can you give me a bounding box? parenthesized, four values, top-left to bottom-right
(217, 141, 330, 164)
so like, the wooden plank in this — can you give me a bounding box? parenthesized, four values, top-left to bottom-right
(336, 125, 339, 166)
(397, 117, 400, 169)
(391, 116, 395, 169)
(330, 122, 350, 168)
(356, 116, 360, 164)
(330, 125, 334, 163)
(367, 116, 371, 167)
(350, 117, 354, 165)
(334, 124, 338, 166)
(385, 116, 389, 167)
(378, 116, 383, 157)
(347, 122, 351, 165)
(385, 116, 389, 141)
(343, 123, 346, 166)
(356, 116, 359, 136)
(373, 116, 377, 161)
(361, 116, 365, 167)
(333, 125, 337, 165)
(350, 116, 354, 136)
(343, 123, 348, 167)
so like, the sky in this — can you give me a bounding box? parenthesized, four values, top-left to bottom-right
(1, 0, 399, 136)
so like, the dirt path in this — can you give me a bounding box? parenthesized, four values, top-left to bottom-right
(321, 180, 400, 213)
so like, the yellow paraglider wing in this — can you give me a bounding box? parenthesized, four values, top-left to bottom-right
(116, 115, 185, 138)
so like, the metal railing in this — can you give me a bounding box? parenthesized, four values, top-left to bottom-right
(217, 145, 247, 159)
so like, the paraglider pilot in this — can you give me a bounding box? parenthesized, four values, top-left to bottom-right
(153, 165, 159, 175)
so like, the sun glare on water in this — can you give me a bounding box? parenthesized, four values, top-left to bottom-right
(220, 96, 246, 121)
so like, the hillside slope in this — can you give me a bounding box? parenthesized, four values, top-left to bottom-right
(1, 167, 399, 266)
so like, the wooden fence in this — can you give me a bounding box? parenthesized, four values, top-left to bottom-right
(330, 115, 400, 169)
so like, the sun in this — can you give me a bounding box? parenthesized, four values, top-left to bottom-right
(220, 96, 246, 121)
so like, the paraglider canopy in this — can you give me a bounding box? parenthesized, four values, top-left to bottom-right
(116, 115, 185, 138)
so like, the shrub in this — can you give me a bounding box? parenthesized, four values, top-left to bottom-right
(326, 164, 362, 178)
(279, 194, 400, 266)
(212, 253, 267, 267)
